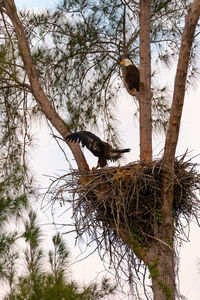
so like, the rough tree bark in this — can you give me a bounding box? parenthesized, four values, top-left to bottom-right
(139, 0, 152, 162)
(153, 1, 200, 299)
(163, 0, 200, 199)
(3, 0, 89, 172)
(130, 1, 200, 299)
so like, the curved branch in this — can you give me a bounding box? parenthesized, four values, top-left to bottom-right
(3, 0, 89, 172)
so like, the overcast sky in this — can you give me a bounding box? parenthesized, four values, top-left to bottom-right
(15, 0, 57, 9)
(9, 1, 200, 300)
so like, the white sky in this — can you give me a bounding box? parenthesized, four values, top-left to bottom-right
(7, 1, 200, 299)
(15, 0, 57, 9)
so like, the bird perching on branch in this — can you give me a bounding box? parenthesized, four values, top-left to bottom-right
(65, 131, 130, 168)
(120, 59, 140, 95)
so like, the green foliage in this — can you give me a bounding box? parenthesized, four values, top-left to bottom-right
(0, 13, 35, 281)
(0, 3, 200, 298)
(0, 70, 31, 281)
(158, 279, 174, 299)
(0, 234, 18, 283)
(11, 0, 195, 140)
(148, 258, 159, 279)
(3, 211, 116, 300)
(148, 259, 174, 299)
(1, 0, 199, 145)
(48, 232, 69, 289)
(155, 208, 163, 223)
(130, 223, 144, 247)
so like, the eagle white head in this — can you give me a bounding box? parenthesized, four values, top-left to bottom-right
(120, 59, 133, 66)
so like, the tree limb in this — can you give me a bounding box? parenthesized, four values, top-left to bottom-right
(163, 0, 200, 218)
(3, 0, 89, 171)
(139, 0, 152, 162)
(164, 0, 200, 167)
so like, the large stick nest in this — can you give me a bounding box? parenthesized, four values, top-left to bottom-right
(65, 157, 200, 244)
(49, 156, 200, 290)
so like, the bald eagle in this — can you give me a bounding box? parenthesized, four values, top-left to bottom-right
(120, 58, 140, 94)
(65, 131, 130, 168)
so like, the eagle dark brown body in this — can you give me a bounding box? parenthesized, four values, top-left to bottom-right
(65, 131, 130, 168)
(120, 59, 140, 93)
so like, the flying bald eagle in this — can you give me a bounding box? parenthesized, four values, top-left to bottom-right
(65, 131, 130, 168)
(120, 58, 140, 94)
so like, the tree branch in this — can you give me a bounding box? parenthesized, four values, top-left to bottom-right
(164, 0, 200, 167)
(139, 0, 152, 162)
(3, 0, 89, 172)
(162, 0, 200, 221)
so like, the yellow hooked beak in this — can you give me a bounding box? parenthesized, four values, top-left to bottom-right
(120, 61, 125, 65)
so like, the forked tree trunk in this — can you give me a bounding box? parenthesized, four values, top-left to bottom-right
(138, 1, 200, 299)
(163, 0, 200, 215)
(139, 0, 152, 162)
(158, 1, 200, 299)
(3, 0, 89, 172)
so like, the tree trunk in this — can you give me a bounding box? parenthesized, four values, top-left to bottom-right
(3, 0, 89, 172)
(163, 0, 200, 168)
(146, 228, 176, 300)
(139, 1, 200, 299)
(150, 249, 175, 300)
(160, 1, 200, 299)
(139, 0, 152, 162)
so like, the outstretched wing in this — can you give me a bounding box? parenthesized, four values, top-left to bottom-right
(65, 131, 105, 157)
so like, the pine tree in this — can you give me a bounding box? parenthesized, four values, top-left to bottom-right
(3, 211, 115, 300)
(1, 1, 200, 299)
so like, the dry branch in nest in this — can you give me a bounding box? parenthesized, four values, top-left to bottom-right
(49, 156, 200, 290)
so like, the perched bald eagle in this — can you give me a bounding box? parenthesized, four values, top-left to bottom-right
(65, 131, 130, 168)
(120, 58, 140, 94)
